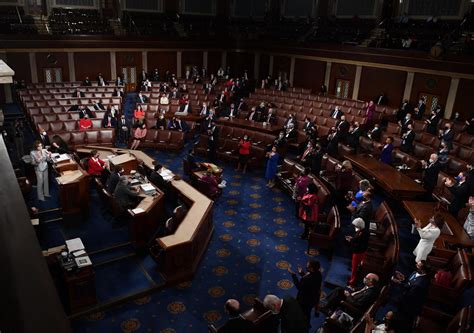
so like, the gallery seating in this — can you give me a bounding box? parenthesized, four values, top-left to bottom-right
(413, 306, 473, 333)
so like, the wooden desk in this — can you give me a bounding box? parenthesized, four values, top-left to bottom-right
(345, 154, 426, 200)
(53, 156, 89, 215)
(217, 118, 281, 135)
(109, 153, 138, 174)
(402, 201, 473, 250)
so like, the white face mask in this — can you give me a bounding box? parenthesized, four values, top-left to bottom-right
(42, 131, 47, 135)
(429, 159, 434, 164)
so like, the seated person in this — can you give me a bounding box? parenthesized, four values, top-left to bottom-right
(72, 88, 85, 98)
(82, 77, 92, 86)
(50, 135, 69, 154)
(220, 299, 256, 333)
(175, 100, 191, 116)
(102, 109, 118, 128)
(184, 148, 199, 171)
(149, 164, 167, 190)
(131, 123, 147, 150)
(78, 106, 94, 119)
(159, 93, 169, 105)
(154, 111, 167, 130)
(87, 150, 108, 183)
(133, 105, 145, 121)
(201, 171, 221, 197)
(136, 92, 148, 104)
(106, 166, 124, 193)
(114, 176, 140, 213)
(79, 115, 93, 130)
(92, 100, 105, 111)
(320, 273, 379, 314)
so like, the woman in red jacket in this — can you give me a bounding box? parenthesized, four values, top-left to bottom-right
(299, 183, 319, 239)
(87, 150, 109, 183)
(236, 134, 251, 173)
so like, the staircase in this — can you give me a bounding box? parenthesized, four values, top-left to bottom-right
(33, 15, 51, 35)
(358, 27, 385, 47)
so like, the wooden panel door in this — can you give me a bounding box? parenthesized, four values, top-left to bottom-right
(122, 67, 137, 92)
(335, 79, 350, 98)
(418, 92, 440, 113)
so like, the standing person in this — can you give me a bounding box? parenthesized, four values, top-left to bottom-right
(346, 218, 370, 286)
(299, 183, 319, 240)
(236, 135, 251, 173)
(131, 123, 147, 150)
(413, 214, 443, 263)
(380, 136, 394, 165)
(13, 119, 24, 158)
(263, 294, 309, 333)
(265, 146, 279, 188)
(207, 121, 219, 162)
(30, 141, 51, 201)
(293, 168, 311, 217)
(365, 100, 376, 127)
(288, 260, 322, 323)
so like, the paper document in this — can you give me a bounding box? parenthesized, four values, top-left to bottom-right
(73, 249, 86, 257)
(66, 238, 85, 252)
(54, 154, 70, 163)
(75, 256, 92, 267)
(132, 207, 145, 214)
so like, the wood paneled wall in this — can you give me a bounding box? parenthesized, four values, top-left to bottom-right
(74, 52, 111, 81)
(410, 73, 451, 109)
(328, 63, 356, 97)
(272, 55, 291, 79)
(35, 52, 69, 82)
(116, 51, 142, 79)
(6, 52, 31, 82)
(259, 54, 270, 79)
(147, 51, 177, 75)
(207, 51, 222, 75)
(453, 79, 474, 120)
(227, 51, 254, 78)
(358, 67, 406, 107)
(293, 59, 326, 92)
(182, 51, 203, 69)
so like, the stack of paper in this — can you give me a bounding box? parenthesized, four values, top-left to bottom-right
(140, 183, 156, 195)
(54, 154, 70, 163)
(66, 238, 85, 252)
(159, 169, 174, 181)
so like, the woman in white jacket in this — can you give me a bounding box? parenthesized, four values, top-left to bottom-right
(413, 213, 444, 262)
(30, 140, 51, 201)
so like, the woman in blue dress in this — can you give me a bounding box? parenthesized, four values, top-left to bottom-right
(265, 146, 280, 188)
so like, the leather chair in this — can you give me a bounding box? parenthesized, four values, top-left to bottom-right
(360, 235, 399, 283)
(446, 158, 467, 176)
(195, 135, 208, 156)
(156, 130, 172, 150)
(141, 129, 159, 148)
(64, 120, 77, 131)
(44, 114, 58, 122)
(99, 129, 114, 145)
(457, 146, 474, 162)
(307, 205, 340, 255)
(276, 158, 296, 190)
(71, 131, 86, 147)
(455, 133, 474, 147)
(432, 171, 453, 206)
(241, 298, 278, 333)
(168, 131, 185, 151)
(85, 130, 99, 145)
(358, 136, 375, 154)
(413, 306, 473, 333)
(386, 122, 401, 135)
(413, 143, 434, 160)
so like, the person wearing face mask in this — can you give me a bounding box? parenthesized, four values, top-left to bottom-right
(392, 260, 431, 331)
(412, 214, 443, 262)
(400, 124, 415, 153)
(271, 131, 287, 151)
(413, 97, 426, 120)
(131, 123, 148, 150)
(265, 146, 280, 188)
(263, 294, 309, 333)
(154, 111, 167, 130)
(437, 140, 450, 165)
(106, 166, 124, 193)
(367, 123, 382, 142)
(320, 273, 379, 315)
(117, 115, 131, 144)
(236, 135, 251, 173)
(425, 110, 441, 135)
(30, 141, 52, 201)
(445, 172, 470, 215)
(298, 140, 314, 167)
(364, 310, 401, 333)
(398, 113, 412, 134)
(421, 153, 442, 193)
(298, 183, 319, 240)
(438, 122, 454, 150)
(37, 127, 50, 147)
(346, 218, 370, 286)
(349, 190, 373, 230)
(380, 136, 394, 165)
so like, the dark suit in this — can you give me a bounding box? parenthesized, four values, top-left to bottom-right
(400, 118, 413, 134)
(400, 130, 415, 153)
(422, 161, 442, 192)
(78, 108, 94, 119)
(37, 133, 50, 146)
(72, 91, 85, 98)
(136, 95, 148, 104)
(324, 285, 378, 311)
(414, 103, 426, 120)
(279, 295, 309, 333)
(219, 315, 256, 333)
(426, 114, 440, 135)
(92, 102, 105, 111)
(105, 172, 120, 193)
(291, 271, 322, 322)
(448, 182, 470, 215)
(149, 171, 166, 190)
(347, 127, 362, 149)
(82, 79, 91, 86)
(113, 182, 139, 212)
(397, 273, 430, 317)
(326, 132, 340, 157)
(117, 118, 131, 143)
(337, 120, 350, 138)
(380, 143, 394, 164)
(352, 200, 373, 230)
(330, 109, 343, 119)
(310, 150, 324, 175)
(368, 127, 382, 142)
(440, 129, 454, 149)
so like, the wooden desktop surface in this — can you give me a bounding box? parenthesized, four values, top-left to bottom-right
(402, 201, 473, 249)
(345, 154, 425, 199)
(217, 118, 281, 135)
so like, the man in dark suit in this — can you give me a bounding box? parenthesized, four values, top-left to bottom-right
(78, 106, 94, 119)
(288, 260, 322, 323)
(439, 122, 454, 150)
(413, 97, 426, 120)
(397, 100, 412, 122)
(330, 106, 343, 119)
(380, 136, 394, 165)
(82, 76, 92, 86)
(400, 124, 415, 153)
(320, 273, 379, 314)
(113, 88, 124, 97)
(310, 144, 324, 175)
(117, 115, 131, 144)
(347, 122, 362, 149)
(92, 100, 105, 111)
(398, 113, 413, 134)
(219, 299, 256, 333)
(37, 127, 50, 146)
(421, 153, 442, 193)
(425, 110, 441, 135)
(97, 72, 107, 86)
(263, 294, 309, 333)
(106, 166, 123, 193)
(446, 171, 470, 215)
(326, 128, 340, 157)
(336, 115, 350, 141)
(367, 123, 382, 142)
(350, 191, 373, 230)
(175, 101, 191, 116)
(207, 121, 219, 161)
(113, 177, 140, 213)
(149, 164, 167, 190)
(392, 260, 431, 331)
(72, 88, 85, 98)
